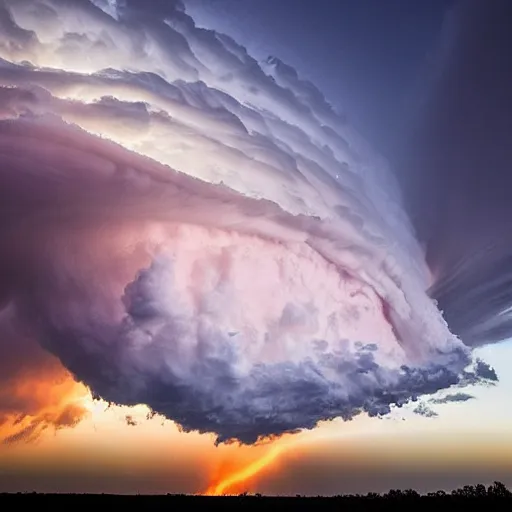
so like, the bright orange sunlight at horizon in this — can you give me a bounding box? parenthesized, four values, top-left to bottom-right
(204, 443, 285, 496)
(201, 419, 368, 496)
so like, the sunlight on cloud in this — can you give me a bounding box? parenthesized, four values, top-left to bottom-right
(0, 0, 498, 461)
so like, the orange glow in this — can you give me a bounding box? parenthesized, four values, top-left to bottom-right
(201, 423, 349, 496)
(204, 444, 285, 496)
(0, 367, 90, 445)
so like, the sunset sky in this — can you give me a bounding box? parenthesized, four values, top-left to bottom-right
(1, 0, 511, 496)
(1, 340, 511, 495)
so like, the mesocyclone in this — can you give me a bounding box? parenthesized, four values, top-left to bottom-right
(0, 0, 496, 444)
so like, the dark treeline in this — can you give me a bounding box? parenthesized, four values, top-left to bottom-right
(0, 481, 511, 509)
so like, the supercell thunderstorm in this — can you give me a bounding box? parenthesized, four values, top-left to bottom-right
(0, 0, 497, 444)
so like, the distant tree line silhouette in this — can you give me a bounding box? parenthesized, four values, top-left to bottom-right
(235, 481, 511, 500)
(1, 481, 511, 509)
(336, 481, 511, 500)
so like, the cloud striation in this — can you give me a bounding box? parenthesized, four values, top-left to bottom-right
(397, 0, 512, 347)
(0, 0, 498, 444)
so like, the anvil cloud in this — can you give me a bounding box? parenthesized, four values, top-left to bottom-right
(0, 0, 496, 444)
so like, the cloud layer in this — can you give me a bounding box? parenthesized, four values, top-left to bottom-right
(0, 0, 497, 444)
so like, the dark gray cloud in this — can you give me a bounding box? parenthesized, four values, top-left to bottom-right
(0, 0, 499, 444)
(413, 403, 438, 418)
(430, 392, 474, 405)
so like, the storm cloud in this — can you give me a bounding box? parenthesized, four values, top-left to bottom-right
(0, 0, 498, 444)
(397, 0, 512, 347)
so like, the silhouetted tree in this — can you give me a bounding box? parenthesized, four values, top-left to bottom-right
(487, 481, 512, 498)
(462, 485, 477, 497)
(385, 489, 404, 499)
(427, 490, 447, 497)
(474, 484, 487, 497)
